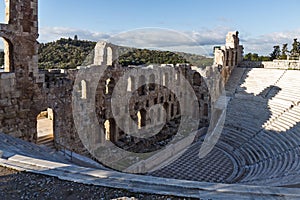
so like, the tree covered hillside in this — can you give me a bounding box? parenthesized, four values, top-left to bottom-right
(118, 48, 189, 66)
(1, 37, 213, 69)
(38, 37, 96, 69)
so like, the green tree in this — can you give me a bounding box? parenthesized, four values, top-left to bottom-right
(251, 53, 259, 61)
(118, 48, 189, 66)
(260, 56, 271, 61)
(280, 43, 288, 60)
(38, 38, 96, 69)
(270, 45, 281, 60)
(290, 38, 300, 58)
(243, 53, 270, 61)
(244, 53, 252, 61)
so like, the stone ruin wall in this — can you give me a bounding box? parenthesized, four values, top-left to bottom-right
(0, 0, 43, 141)
(192, 31, 244, 106)
(0, 0, 243, 158)
(43, 43, 212, 154)
(213, 31, 244, 85)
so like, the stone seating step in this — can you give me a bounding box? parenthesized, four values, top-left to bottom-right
(275, 92, 300, 100)
(0, 133, 70, 164)
(269, 122, 289, 132)
(257, 132, 282, 154)
(284, 112, 300, 122)
(241, 148, 299, 183)
(223, 128, 249, 143)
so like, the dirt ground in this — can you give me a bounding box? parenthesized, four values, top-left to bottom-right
(0, 166, 196, 200)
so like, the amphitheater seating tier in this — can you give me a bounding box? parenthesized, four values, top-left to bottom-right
(151, 68, 300, 186)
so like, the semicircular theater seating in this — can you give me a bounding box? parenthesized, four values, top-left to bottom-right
(150, 68, 300, 187)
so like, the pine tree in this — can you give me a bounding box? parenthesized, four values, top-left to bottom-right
(280, 43, 288, 59)
(290, 38, 300, 58)
(270, 45, 281, 60)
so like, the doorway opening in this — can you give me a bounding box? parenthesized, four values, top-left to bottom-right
(36, 108, 55, 149)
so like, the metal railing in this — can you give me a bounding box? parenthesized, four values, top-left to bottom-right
(54, 141, 73, 161)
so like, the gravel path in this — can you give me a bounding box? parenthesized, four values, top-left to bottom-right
(0, 166, 196, 200)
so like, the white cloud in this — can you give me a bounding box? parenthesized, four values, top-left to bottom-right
(104, 27, 232, 56)
(38, 26, 230, 55)
(22, 26, 300, 56)
(242, 29, 300, 55)
(108, 27, 231, 48)
(188, 26, 232, 46)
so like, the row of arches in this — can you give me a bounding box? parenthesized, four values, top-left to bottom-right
(94, 43, 114, 66)
(225, 49, 238, 67)
(103, 101, 183, 143)
(76, 64, 209, 148)
(78, 68, 204, 101)
(125, 71, 202, 94)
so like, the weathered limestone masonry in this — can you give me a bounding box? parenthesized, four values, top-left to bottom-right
(0, 1, 79, 151)
(0, 0, 243, 159)
(0, 0, 43, 141)
(214, 31, 244, 84)
(69, 42, 212, 154)
(0, 0, 210, 156)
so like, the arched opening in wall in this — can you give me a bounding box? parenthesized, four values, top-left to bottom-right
(149, 109, 155, 125)
(149, 74, 155, 91)
(127, 76, 135, 92)
(226, 51, 229, 66)
(160, 96, 164, 103)
(193, 72, 201, 86)
(170, 104, 174, 118)
(107, 47, 113, 66)
(157, 107, 161, 123)
(0, 37, 13, 72)
(163, 102, 169, 120)
(137, 109, 147, 129)
(0, 40, 4, 72)
(105, 78, 115, 95)
(36, 108, 54, 149)
(104, 120, 110, 140)
(193, 101, 199, 119)
(163, 72, 169, 86)
(235, 52, 238, 65)
(138, 75, 146, 96)
(104, 118, 117, 142)
(176, 101, 180, 115)
(81, 80, 87, 99)
(204, 103, 208, 117)
(175, 72, 180, 84)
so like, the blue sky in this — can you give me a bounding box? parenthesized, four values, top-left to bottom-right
(1, 0, 300, 55)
